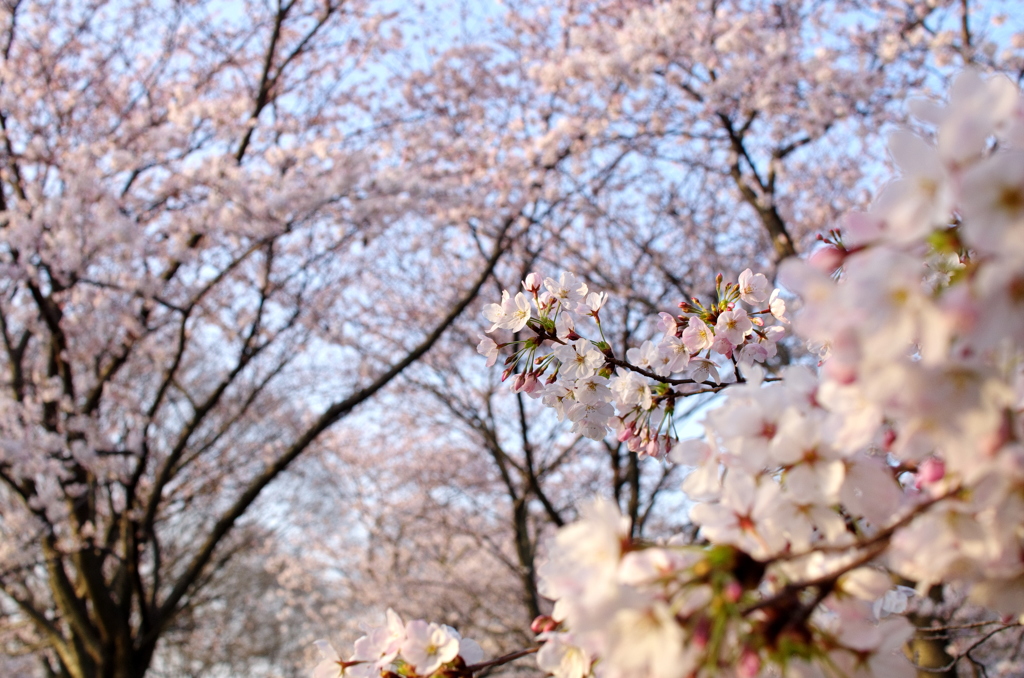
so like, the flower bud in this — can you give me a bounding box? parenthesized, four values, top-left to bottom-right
(530, 615, 558, 634)
(723, 580, 743, 603)
(691, 617, 710, 649)
(915, 457, 945, 487)
(523, 272, 541, 293)
(737, 648, 761, 678)
(809, 245, 845, 274)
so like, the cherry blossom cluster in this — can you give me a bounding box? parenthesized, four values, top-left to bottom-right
(478, 268, 788, 454)
(771, 70, 1024, 607)
(314, 609, 484, 678)
(471, 71, 1024, 678)
(532, 499, 915, 678)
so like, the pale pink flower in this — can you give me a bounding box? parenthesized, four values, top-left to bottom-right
(554, 339, 605, 380)
(959, 150, 1024, 260)
(625, 340, 658, 371)
(572, 375, 612, 405)
(655, 335, 689, 374)
(544, 272, 588, 308)
(689, 469, 784, 559)
(770, 288, 786, 323)
(523, 272, 542, 293)
(556, 311, 576, 340)
(682, 317, 714, 353)
(482, 290, 532, 332)
(737, 269, 770, 304)
(477, 336, 499, 367)
(603, 603, 695, 678)
(400, 621, 459, 675)
(656, 311, 677, 336)
(536, 633, 592, 678)
(610, 369, 653, 410)
(715, 308, 752, 345)
(312, 641, 344, 678)
(578, 291, 607, 316)
(872, 130, 952, 242)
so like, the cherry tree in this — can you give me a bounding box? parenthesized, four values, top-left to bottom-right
(0, 0, 563, 675)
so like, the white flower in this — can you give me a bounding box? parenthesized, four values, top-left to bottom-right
(477, 336, 499, 367)
(625, 340, 658, 371)
(655, 336, 689, 374)
(482, 291, 511, 333)
(555, 339, 605, 380)
(689, 469, 784, 559)
(541, 382, 573, 421)
(458, 637, 484, 665)
(544, 272, 588, 309)
(400, 620, 460, 675)
(567, 399, 614, 440)
(578, 291, 607, 316)
(872, 130, 952, 242)
(573, 375, 612, 405)
(603, 603, 694, 678)
(737, 269, 770, 304)
(312, 640, 344, 678)
(873, 585, 916, 619)
(714, 308, 752, 345)
(610, 369, 653, 410)
(682, 317, 714, 353)
(482, 290, 532, 332)
(959, 150, 1024, 261)
(537, 633, 592, 678)
(349, 609, 406, 678)
(556, 311, 576, 340)
(768, 289, 788, 323)
(688, 359, 719, 384)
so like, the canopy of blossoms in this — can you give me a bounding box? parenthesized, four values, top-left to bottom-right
(316, 70, 1024, 678)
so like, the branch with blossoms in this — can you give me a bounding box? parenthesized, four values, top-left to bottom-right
(466, 70, 1024, 678)
(314, 610, 493, 678)
(314, 72, 1024, 678)
(477, 267, 789, 458)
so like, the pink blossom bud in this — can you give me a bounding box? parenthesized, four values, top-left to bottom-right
(916, 458, 945, 487)
(823, 360, 857, 384)
(511, 373, 527, 391)
(809, 245, 845, 273)
(501, 367, 513, 382)
(737, 649, 761, 678)
(617, 424, 635, 442)
(723, 580, 743, 603)
(691, 618, 710, 649)
(523, 272, 541, 293)
(530, 615, 558, 634)
(522, 372, 542, 395)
